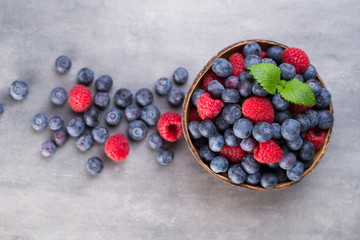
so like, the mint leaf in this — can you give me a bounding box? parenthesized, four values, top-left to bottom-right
(248, 63, 281, 94)
(278, 78, 316, 106)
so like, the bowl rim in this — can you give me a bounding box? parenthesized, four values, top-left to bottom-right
(181, 39, 334, 191)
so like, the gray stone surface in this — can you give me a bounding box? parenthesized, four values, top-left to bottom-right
(0, 0, 359, 239)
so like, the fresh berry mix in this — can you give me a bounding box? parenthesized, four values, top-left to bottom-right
(77, 68, 94, 85)
(124, 104, 140, 122)
(105, 108, 122, 126)
(76, 133, 94, 152)
(104, 134, 129, 161)
(68, 85, 92, 112)
(48, 116, 65, 130)
(188, 41, 333, 189)
(136, 88, 153, 107)
(128, 120, 148, 141)
(40, 140, 57, 157)
(168, 88, 185, 106)
(50, 87, 68, 105)
(93, 92, 110, 110)
(173, 67, 189, 85)
(9, 80, 29, 101)
(114, 88, 133, 108)
(86, 157, 104, 175)
(155, 78, 172, 95)
(95, 75, 113, 92)
(55, 56, 72, 73)
(92, 126, 110, 144)
(31, 113, 48, 131)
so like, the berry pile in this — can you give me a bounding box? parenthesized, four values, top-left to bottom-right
(188, 42, 334, 189)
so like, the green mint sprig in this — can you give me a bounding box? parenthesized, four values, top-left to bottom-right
(247, 63, 316, 106)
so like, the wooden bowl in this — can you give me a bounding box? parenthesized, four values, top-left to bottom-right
(182, 39, 334, 190)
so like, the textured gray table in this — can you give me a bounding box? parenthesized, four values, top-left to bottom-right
(0, 0, 359, 239)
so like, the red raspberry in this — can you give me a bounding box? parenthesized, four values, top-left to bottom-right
(229, 53, 245, 77)
(281, 48, 310, 73)
(157, 112, 183, 142)
(68, 85, 92, 112)
(254, 140, 283, 164)
(242, 96, 274, 124)
(104, 134, 129, 161)
(201, 71, 225, 90)
(288, 103, 313, 117)
(189, 107, 202, 122)
(197, 93, 224, 120)
(219, 145, 246, 163)
(260, 51, 267, 59)
(304, 128, 327, 149)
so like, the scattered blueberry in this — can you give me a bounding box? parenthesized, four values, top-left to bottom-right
(50, 87, 68, 105)
(241, 154, 261, 174)
(228, 163, 247, 184)
(260, 172, 278, 189)
(306, 79, 322, 96)
(281, 119, 300, 141)
(266, 46, 283, 64)
(302, 65, 317, 80)
(0, 103, 3, 115)
(304, 109, 319, 128)
(315, 88, 332, 109)
(66, 117, 85, 137)
(95, 75, 113, 92)
(209, 135, 225, 152)
(298, 141, 315, 161)
(40, 140, 56, 157)
(279, 63, 296, 80)
(210, 156, 229, 173)
(252, 122, 273, 142)
(31, 113, 48, 131)
(55, 56, 72, 73)
(275, 110, 291, 124)
(214, 115, 230, 132)
(105, 108, 122, 126)
(77, 68, 94, 85)
(83, 106, 101, 127)
(191, 89, 205, 106)
(287, 136, 303, 151)
(279, 151, 297, 170)
(173, 67, 188, 85)
(86, 157, 104, 175)
(317, 110, 334, 130)
(93, 92, 110, 110)
(246, 171, 261, 186)
(198, 145, 216, 161)
(207, 80, 224, 99)
(48, 116, 64, 130)
(233, 118, 253, 139)
(286, 161, 304, 181)
(140, 104, 161, 126)
(114, 88, 133, 108)
(148, 132, 164, 150)
(156, 148, 174, 165)
(188, 121, 202, 139)
(155, 78, 172, 95)
(262, 58, 277, 66)
(272, 93, 289, 111)
(124, 104, 140, 122)
(128, 120, 148, 141)
(294, 114, 311, 132)
(222, 104, 242, 124)
(252, 81, 268, 96)
(52, 129, 68, 146)
(168, 88, 184, 106)
(240, 136, 257, 152)
(199, 120, 217, 138)
(238, 79, 252, 98)
(76, 133, 94, 151)
(224, 128, 241, 147)
(243, 42, 261, 57)
(225, 76, 240, 89)
(136, 88, 153, 107)
(244, 55, 262, 69)
(91, 126, 109, 144)
(9, 80, 29, 101)
(212, 58, 233, 78)
(221, 89, 240, 103)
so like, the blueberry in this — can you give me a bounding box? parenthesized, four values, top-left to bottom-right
(239, 71, 254, 81)
(241, 154, 261, 174)
(299, 141, 315, 161)
(306, 79, 322, 96)
(240, 136, 257, 152)
(221, 89, 240, 103)
(260, 172, 278, 189)
(279, 151, 297, 170)
(86, 157, 104, 175)
(315, 88, 332, 109)
(286, 161, 304, 181)
(228, 163, 247, 184)
(191, 89, 205, 106)
(91, 126, 109, 144)
(136, 88, 153, 107)
(281, 119, 300, 141)
(155, 77, 172, 95)
(233, 118, 253, 139)
(214, 115, 230, 132)
(266, 162, 280, 169)
(31, 113, 48, 131)
(300, 130, 306, 139)
(199, 120, 217, 138)
(55, 56, 71, 73)
(188, 121, 202, 139)
(294, 74, 304, 82)
(52, 129, 68, 146)
(317, 110, 334, 130)
(275, 110, 291, 124)
(243, 42, 261, 57)
(140, 105, 160, 126)
(210, 156, 229, 173)
(224, 128, 241, 147)
(114, 88, 133, 108)
(128, 120, 148, 141)
(0, 103, 4, 115)
(124, 105, 140, 122)
(212, 58, 233, 78)
(252, 122, 273, 142)
(252, 81, 268, 96)
(244, 55, 262, 69)
(198, 145, 216, 161)
(222, 104, 242, 124)
(294, 114, 310, 132)
(76, 133, 94, 151)
(302, 157, 314, 169)
(148, 132, 164, 150)
(279, 63, 296, 80)
(209, 135, 225, 152)
(40, 141, 56, 157)
(105, 108, 122, 126)
(208, 80, 225, 99)
(271, 123, 281, 139)
(50, 87, 68, 105)
(272, 93, 289, 111)
(156, 148, 174, 165)
(262, 58, 277, 66)
(95, 75, 113, 92)
(168, 88, 184, 106)
(173, 67, 188, 85)
(273, 168, 287, 183)
(93, 92, 110, 110)
(266, 46, 283, 64)
(66, 117, 85, 137)
(77, 68, 94, 85)
(48, 116, 64, 130)
(304, 109, 319, 128)
(192, 137, 208, 149)
(9, 80, 29, 101)
(246, 171, 261, 186)
(225, 76, 240, 89)
(302, 65, 317, 80)
(83, 106, 101, 127)
(287, 136, 303, 151)
(238, 79, 252, 98)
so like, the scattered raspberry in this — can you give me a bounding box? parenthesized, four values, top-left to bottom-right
(281, 48, 310, 73)
(219, 145, 246, 163)
(229, 53, 245, 77)
(288, 103, 312, 117)
(157, 112, 183, 142)
(189, 107, 202, 122)
(104, 134, 129, 161)
(68, 85, 92, 112)
(242, 96, 274, 124)
(254, 140, 283, 164)
(197, 93, 224, 120)
(304, 128, 327, 149)
(260, 51, 267, 59)
(201, 70, 225, 90)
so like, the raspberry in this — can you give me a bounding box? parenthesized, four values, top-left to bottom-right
(281, 48, 310, 73)
(229, 53, 245, 77)
(68, 85, 92, 112)
(157, 112, 183, 142)
(197, 93, 224, 120)
(201, 71, 225, 90)
(219, 144, 246, 163)
(304, 128, 327, 149)
(189, 107, 202, 122)
(242, 96, 274, 124)
(104, 134, 129, 161)
(254, 140, 283, 164)
(288, 103, 312, 117)
(260, 51, 267, 59)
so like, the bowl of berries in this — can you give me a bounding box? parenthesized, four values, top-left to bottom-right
(182, 39, 334, 190)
